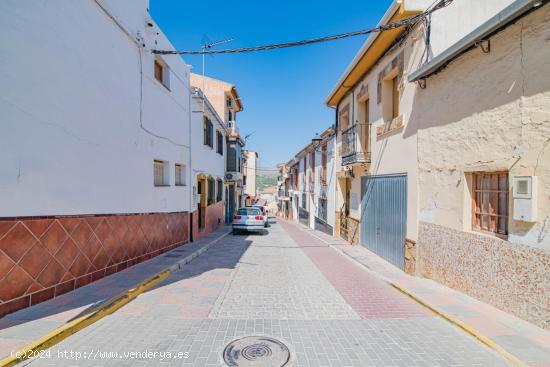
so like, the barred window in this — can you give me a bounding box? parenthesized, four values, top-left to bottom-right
(204, 117, 213, 147)
(472, 172, 508, 236)
(217, 131, 223, 155)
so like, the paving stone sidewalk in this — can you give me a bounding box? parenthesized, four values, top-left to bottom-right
(288, 220, 550, 367)
(0, 227, 230, 360)
(24, 223, 511, 367)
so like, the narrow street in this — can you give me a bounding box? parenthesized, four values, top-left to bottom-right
(27, 221, 510, 367)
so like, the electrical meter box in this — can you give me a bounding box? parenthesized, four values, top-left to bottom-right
(512, 176, 537, 222)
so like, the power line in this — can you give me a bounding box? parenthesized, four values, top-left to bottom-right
(153, 0, 453, 55)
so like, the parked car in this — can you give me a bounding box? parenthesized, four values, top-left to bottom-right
(232, 207, 266, 234)
(246, 205, 270, 227)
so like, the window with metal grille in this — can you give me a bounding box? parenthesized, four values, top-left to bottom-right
(203, 117, 213, 147)
(175, 164, 186, 186)
(321, 144, 328, 185)
(216, 179, 223, 202)
(472, 172, 508, 236)
(216, 130, 223, 155)
(154, 160, 168, 186)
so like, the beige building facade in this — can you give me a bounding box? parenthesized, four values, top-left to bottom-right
(326, 0, 549, 328)
(410, 3, 550, 329)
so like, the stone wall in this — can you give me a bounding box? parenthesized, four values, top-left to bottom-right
(418, 221, 549, 329)
(0, 212, 189, 317)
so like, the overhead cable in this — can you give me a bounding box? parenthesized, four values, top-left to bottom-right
(153, 0, 453, 55)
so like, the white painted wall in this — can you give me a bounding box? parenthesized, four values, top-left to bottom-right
(190, 92, 227, 206)
(244, 151, 257, 198)
(0, 0, 192, 216)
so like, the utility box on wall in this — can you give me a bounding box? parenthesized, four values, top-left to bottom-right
(512, 176, 537, 222)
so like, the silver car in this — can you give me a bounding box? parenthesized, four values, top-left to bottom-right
(246, 205, 270, 227)
(232, 207, 265, 234)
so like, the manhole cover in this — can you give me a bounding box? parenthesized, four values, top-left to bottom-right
(223, 336, 291, 367)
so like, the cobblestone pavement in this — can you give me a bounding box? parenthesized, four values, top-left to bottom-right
(23, 223, 511, 367)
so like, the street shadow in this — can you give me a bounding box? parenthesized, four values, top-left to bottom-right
(0, 227, 251, 333)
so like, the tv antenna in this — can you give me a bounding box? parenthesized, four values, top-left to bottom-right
(200, 36, 234, 111)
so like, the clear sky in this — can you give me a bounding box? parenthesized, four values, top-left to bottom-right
(151, 0, 393, 169)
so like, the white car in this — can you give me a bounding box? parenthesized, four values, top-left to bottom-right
(232, 207, 266, 234)
(246, 205, 270, 227)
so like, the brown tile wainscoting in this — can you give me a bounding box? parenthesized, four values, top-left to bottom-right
(0, 211, 189, 317)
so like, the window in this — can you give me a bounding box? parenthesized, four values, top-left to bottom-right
(216, 131, 223, 155)
(216, 179, 223, 202)
(302, 192, 307, 209)
(203, 117, 213, 147)
(226, 96, 233, 108)
(207, 178, 215, 205)
(321, 144, 327, 185)
(154, 59, 170, 90)
(391, 76, 399, 119)
(472, 172, 508, 236)
(154, 160, 169, 186)
(228, 110, 233, 122)
(175, 164, 186, 186)
(237, 208, 260, 216)
(318, 197, 328, 222)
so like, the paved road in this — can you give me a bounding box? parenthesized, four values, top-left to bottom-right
(25, 222, 510, 367)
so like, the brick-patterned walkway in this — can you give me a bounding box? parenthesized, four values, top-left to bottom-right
(289, 220, 550, 367)
(280, 221, 429, 319)
(14, 222, 510, 366)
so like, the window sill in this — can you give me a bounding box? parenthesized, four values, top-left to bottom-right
(175, 184, 187, 187)
(154, 184, 171, 187)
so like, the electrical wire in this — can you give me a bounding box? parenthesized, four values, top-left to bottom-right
(153, 0, 453, 55)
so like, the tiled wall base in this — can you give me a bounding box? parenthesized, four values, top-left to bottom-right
(418, 221, 550, 330)
(0, 212, 189, 317)
(192, 201, 224, 241)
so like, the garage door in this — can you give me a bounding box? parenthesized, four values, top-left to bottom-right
(360, 174, 407, 269)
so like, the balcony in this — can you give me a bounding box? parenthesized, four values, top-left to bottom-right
(340, 123, 371, 166)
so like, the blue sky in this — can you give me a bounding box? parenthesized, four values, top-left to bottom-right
(151, 0, 393, 168)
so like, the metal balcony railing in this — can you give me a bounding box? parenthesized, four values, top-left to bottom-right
(340, 123, 371, 166)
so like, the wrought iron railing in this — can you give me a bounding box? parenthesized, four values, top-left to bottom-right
(340, 123, 371, 166)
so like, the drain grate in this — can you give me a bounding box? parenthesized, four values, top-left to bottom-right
(223, 336, 291, 367)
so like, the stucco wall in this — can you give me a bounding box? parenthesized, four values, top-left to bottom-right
(415, 5, 550, 250)
(336, 25, 423, 240)
(190, 96, 226, 199)
(0, 0, 192, 216)
(414, 5, 550, 329)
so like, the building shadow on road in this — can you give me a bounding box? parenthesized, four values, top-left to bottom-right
(0, 228, 252, 339)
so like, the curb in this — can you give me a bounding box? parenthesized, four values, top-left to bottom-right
(292, 222, 527, 367)
(0, 230, 230, 367)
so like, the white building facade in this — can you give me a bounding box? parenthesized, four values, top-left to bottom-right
(190, 88, 227, 239)
(0, 0, 192, 316)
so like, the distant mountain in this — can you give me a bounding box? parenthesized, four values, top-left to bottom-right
(255, 168, 278, 177)
(256, 174, 277, 192)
